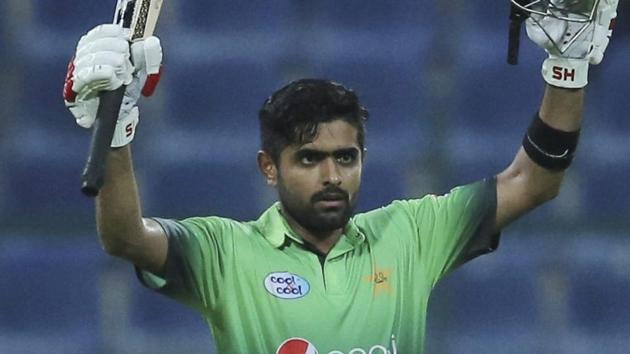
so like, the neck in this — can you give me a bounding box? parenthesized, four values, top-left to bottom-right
(280, 208, 343, 255)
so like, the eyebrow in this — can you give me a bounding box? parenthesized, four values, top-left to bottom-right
(295, 147, 360, 157)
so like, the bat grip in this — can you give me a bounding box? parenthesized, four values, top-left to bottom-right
(508, 19, 522, 65)
(80, 87, 126, 196)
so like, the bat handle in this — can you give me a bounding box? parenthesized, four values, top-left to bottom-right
(508, 2, 529, 65)
(80, 87, 126, 197)
(508, 19, 522, 65)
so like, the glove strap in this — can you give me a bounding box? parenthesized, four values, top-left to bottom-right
(542, 57, 589, 89)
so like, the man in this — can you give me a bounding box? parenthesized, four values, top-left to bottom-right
(63, 1, 618, 353)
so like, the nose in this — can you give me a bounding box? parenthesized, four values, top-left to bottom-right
(321, 157, 342, 186)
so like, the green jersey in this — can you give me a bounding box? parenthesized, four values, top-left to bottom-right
(137, 178, 499, 353)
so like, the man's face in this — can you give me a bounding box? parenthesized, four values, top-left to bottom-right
(276, 120, 363, 236)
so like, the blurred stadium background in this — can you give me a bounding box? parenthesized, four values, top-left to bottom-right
(1, 1, 630, 353)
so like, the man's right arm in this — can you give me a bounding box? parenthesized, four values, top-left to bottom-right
(97, 145, 168, 275)
(64, 25, 166, 274)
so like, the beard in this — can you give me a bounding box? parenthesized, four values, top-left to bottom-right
(277, 181, 358, 236)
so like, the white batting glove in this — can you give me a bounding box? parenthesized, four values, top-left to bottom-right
(63, 24, 163, 147)
(526, 0, 618, 88)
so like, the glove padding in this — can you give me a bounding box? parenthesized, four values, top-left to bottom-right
(63, 24, 163, 147)
(526, 0, 618, 88)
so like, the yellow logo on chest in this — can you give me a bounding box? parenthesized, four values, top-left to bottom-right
(363, 267, 393, 295)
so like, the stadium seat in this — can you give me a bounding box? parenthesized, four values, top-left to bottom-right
(162, 59, 282, 132)
(308, 56, 426, 135)
(2, 147, 94, 231)
(585, 43, 630, 131)
(434, 240, 541, 333)
(18, 56, 76, 133)
(578, 161, 630, 220)
(0, 239, 103, 351)
(29, 0, 114, 34)
(358, 159, 410, 212)
(145, 157, 263, 221)
(566, 239, 630, 334)
(452, 37, 543, 136)
(176, 0, 293, 32)
(310, 0, 429, 31)
(466, 1, 513, 32)
(129, 280, 209, 333)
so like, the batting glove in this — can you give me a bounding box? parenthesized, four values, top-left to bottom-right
(526, 0, 618, 88)
(63, 24, 163, 147)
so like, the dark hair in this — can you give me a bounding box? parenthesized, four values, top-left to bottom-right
(259, 79, 368, 163)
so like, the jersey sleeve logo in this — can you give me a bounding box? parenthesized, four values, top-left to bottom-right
(265, 272, 310, 299)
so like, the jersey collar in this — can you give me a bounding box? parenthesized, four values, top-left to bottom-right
(256, 202, 366, 249)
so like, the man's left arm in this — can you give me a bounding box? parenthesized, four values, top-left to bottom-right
(495, 85, 583, 231)
(494, 0, 619, 232)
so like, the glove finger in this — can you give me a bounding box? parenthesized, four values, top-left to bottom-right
(77, 37, 129, 59)
(74, 53, 133, 93)
(74, 51, 128, 73)
(73, 65, 123, 97)
(63, 58, 77, 102)
(78, 24, 130, 49)
(67, 97, 99, 129)
(130, 36, 163, 74)
(589, 36, 609, 65)
(142, 67, 163, 97)
(526, 17, 555, 51)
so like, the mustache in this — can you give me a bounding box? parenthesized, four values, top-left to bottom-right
(311, 186, 349, 203)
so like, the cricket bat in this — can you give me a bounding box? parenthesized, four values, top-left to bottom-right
(80, 0, 164, 196)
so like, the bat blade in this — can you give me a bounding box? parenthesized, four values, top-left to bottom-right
(131, 0, 163, 40)
(80, 0, 164, 196)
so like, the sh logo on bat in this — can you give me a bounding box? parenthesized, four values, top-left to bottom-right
(265, 272, 310, 299)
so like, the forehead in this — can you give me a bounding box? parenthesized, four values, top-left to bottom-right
(296, 120, 360, 152)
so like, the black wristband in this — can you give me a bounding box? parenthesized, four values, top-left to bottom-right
(522, 113, 580, 171)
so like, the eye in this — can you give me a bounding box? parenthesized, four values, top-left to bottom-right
(299, 152, 318, 165)
(336, 151, 357, 165)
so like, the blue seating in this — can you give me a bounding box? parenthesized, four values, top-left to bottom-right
(129, 280, 209, 334)
(18, 56, 76, 133)
(586, 43, 630, 131)
(0, 239, 102, 349)
(467, 2, 513, 31)
(567, 240, 630, 333)
(163, 59, 281, 131)
(145, 158, 263, 221)
(308, 56, 426, 135)
(30, 0, 114, 34)
(436, 255, 540, 333)
(452, 40, 543, 136)
(177, 1, 293, 32)
(358, 159, 409, 212)
(310, 0, 430, 31)
(578, 162, 630, 219)
(2, 150, 94, 231)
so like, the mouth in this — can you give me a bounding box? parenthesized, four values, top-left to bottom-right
(313, 193, 348, 210)
(315, 199, 346, 209)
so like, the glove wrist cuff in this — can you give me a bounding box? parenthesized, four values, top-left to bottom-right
(541, 57, 589, 88)
(110, 107, 139, 148)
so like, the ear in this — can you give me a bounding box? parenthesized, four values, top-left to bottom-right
(257, 150, 278, 187)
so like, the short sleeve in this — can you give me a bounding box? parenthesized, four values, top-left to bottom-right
(135, 216, 233, 313)
(397, 178, 500, 286)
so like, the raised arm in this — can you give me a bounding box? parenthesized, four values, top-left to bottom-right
(96, 146, 167, 274)
(64, 24, 166, 274)
(495, 86, 583, 230)
(493, 0, 618, 231)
